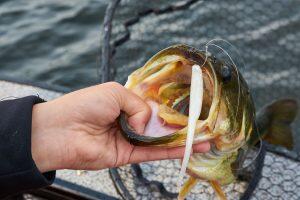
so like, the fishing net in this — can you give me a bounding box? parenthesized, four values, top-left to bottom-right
(110, 147, 266, 200)
(101, 0, 300, 199)
(102, 0, 270, 199)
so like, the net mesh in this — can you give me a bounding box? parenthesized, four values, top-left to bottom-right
(103, 0, 300, 199)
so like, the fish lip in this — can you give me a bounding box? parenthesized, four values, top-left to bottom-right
(119, 111, 184, 147)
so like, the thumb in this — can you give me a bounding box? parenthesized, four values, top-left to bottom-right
(111, 82, 151, 134)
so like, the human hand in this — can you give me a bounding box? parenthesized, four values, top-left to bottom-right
(31, 82, 210, 173)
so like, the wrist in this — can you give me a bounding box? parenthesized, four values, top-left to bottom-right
(31, 102, 64, 173)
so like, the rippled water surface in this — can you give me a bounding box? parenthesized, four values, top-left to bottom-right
(0, 0, 299, 150)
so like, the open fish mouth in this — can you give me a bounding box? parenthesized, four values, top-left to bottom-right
(119, 44, 216, 147)
(134, 65, 213, 137)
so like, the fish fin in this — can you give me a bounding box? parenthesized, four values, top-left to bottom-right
(209, 180, 227, 200)
(256, 99, 298, 150)
(178, 176, 198, 200)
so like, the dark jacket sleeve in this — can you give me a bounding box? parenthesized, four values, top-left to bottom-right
(0, 96, 55, 197)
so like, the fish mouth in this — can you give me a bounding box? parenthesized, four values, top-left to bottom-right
(119, 48, 215, 146)
(141, 65, 214, 138)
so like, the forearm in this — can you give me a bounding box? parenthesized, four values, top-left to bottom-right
(0, 96, 55, 197)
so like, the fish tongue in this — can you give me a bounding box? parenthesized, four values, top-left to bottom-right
(178, 65, 203, 189)
(143, 100, 180, 137)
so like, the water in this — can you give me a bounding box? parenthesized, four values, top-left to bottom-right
(0, 0, 299, 150)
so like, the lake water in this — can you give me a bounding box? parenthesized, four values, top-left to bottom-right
(0, 0, 299, 151)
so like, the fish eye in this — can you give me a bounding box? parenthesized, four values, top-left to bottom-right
(211, 56, 217, 64)
(221, 65, 232, 83)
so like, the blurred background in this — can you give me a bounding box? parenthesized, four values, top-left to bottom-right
(0, 0, 299, 152)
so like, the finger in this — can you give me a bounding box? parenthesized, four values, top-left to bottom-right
(129, 142, 210, 163)
(192, 142, 211, 153)
(110, 82, 151, 134)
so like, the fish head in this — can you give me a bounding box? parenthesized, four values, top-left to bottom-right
(119, 44, 256, 150)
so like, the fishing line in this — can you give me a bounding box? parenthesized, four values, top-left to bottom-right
(230, 115, 264, 171)
(208, 42, 242, 138)
(209, 41, 263, 170)
(204, 38, 246, 72)
(241, 120, 264, 169)
(200, 39, 248, 141)
(198, 39, 263, 171)
(233, 139, 263, 171)
(203, 39, 243, 122)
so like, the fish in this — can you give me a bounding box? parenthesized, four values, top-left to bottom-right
(118, 44, 298, 199)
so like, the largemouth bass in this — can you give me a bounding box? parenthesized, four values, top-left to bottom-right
(119, 44, 298, 199)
